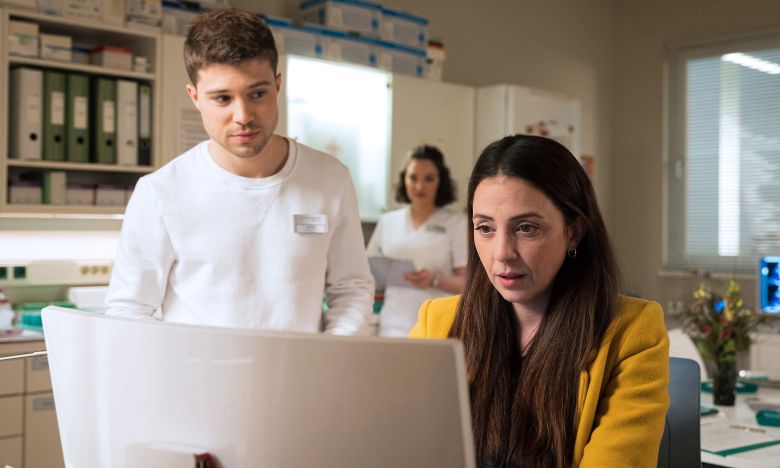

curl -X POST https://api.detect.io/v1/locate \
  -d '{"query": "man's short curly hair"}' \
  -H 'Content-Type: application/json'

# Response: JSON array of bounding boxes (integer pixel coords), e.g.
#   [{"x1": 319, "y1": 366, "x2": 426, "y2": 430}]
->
[{"x1": 184, "y1": 8, "x2": 278, "y2": 85}]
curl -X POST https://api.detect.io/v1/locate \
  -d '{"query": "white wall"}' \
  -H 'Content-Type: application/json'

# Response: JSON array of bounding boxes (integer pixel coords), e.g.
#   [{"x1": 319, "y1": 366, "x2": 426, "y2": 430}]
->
[
  {"x1": 231, "y1": 0, "x2": 619, "y2": 221},
  {"x1": 610, "y1": 0, "x2": 780, "y2": 308}
]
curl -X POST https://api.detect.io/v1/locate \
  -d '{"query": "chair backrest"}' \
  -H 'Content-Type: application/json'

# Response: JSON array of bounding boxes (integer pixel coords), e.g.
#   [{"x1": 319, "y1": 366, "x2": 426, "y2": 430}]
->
[{"x1": 657, "y1": 357, "x2": 701, "y2": 468}]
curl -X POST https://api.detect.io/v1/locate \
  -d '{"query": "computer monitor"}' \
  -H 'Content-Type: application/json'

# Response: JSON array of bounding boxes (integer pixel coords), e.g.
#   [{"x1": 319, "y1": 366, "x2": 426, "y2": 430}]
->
[
  {"x1": 759, "y1": 256, "x2": 780, "y2": 314},
  {"x1": 41, "y1": 307, "x2": 475, "y2": 468}
]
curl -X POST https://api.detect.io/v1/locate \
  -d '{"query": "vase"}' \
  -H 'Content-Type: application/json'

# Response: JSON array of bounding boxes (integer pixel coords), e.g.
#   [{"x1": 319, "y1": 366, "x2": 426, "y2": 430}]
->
[{"x1": 713, "y1": 359, "x2": 737, "y2": 406}]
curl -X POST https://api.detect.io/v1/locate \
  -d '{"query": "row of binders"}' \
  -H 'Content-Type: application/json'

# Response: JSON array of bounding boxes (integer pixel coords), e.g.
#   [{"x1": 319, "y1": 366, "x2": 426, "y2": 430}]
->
[{"x1": 9, "y1": 67, "x2": 152, "y2": 166}]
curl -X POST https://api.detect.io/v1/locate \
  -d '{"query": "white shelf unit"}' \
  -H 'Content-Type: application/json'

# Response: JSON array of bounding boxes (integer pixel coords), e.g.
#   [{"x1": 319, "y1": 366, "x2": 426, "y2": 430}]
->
[{"x1": 0, "y1": 7, "x2": 162, "y2": 215}]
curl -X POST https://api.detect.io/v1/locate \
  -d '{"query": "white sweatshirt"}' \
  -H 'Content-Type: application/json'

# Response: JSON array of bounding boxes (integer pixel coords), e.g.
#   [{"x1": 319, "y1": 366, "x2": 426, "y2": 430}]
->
[{"x1": 106, "y1": 139, "x2": 374, "y2": 335}]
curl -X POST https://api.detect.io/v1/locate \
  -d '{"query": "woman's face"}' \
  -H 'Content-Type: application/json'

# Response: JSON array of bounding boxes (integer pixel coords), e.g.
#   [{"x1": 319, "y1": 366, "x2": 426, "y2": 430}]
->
[
  {"x1": 404, "y1": 159, "x2": 440, "y2": 207},
  {"x1": 472, "y1": 176, "x2": 581, "y2": 314}
]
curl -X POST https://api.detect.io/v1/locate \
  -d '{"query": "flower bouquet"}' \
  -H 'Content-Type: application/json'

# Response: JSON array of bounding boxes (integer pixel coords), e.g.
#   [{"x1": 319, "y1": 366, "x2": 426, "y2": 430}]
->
[{"x1": 682, "y1": 280, "x2": 760, "y2": 405}]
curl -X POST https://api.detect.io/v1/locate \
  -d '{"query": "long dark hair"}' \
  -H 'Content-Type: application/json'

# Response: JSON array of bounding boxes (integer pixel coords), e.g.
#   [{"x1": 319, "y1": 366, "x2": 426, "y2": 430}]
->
[
  {"x1": 395, "y1": 145, "x2": 456, "y2": 207},
  {"x1": 450, "y1": 135, "x2": 621, "y2": 467}
]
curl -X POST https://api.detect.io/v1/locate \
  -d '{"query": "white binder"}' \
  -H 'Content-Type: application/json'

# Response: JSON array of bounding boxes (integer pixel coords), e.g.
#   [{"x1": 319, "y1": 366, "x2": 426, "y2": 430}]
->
[
  {"x1": 9, "y1": 67, "x2": 43, "y2": 160},
  {"x1": 116, "y1": 79, "x2": 139, "y2": 166}
]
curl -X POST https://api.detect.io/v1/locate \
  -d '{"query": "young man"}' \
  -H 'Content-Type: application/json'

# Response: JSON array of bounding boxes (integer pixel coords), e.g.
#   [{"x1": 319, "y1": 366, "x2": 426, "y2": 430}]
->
[{"x1": 106, "y1": 8, "x2": 373, "y2": 335}]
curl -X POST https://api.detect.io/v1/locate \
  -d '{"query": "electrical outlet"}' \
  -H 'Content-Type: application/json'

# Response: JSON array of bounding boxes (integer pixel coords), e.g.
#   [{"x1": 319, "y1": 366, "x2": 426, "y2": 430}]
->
[{"x1": 0, "y1": 260, "x2": 113, "y2": 286}]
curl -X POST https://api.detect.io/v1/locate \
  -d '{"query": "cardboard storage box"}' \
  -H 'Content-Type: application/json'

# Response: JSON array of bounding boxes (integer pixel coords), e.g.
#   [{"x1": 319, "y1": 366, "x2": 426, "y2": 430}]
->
[
  {"x1": 380, "y1": 7, "x2": 428, "y2": 49},
  {"x1": 300, "y1": 0, "x2": 382, "y2": 37},
  {"x1": 8, "y1": 20, "x2": 39, "y2": 58},
  {"x1": 95, "y1": 185, "x2": 126, "y2": 206},
  {"x1": 40, "y1": 33, "x2": 72, "y2": 62},
  {"x1": 376, "y1": 40, "x2": 425, "y2": 78},
  {"x1": 322, "y1": 29, "x2": 377, "y2": 67},
  {"x1": 66, "y1": 183, "x2": 94, "y2": 205},
  {"x1": 8, "y1": 182, "x2": 42, "y2": 204},
  {"x1": 266, "y1": 18, "x2": 324, "y2": 58},
  {"x1": 91, "y1": 46, "x2": 133, "y2": 70}
]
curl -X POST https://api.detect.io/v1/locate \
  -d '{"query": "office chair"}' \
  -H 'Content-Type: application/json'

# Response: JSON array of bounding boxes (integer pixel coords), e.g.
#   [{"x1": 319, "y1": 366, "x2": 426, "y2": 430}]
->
[{"x1": 657, "y1": 357, "x2": 701, "y2": 468}]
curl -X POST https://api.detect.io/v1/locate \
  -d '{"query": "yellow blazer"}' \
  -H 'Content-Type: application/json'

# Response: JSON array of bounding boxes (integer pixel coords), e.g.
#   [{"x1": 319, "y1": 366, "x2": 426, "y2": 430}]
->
[{"x1": 409, "y1": 295, "x2": 670, "y2": 468}]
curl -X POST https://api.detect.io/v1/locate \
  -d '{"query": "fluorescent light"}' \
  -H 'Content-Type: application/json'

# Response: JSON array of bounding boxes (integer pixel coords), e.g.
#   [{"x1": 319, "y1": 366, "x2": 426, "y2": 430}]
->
[{"x1": 721, "y1": 52, "x2": 780, "y2": 75}]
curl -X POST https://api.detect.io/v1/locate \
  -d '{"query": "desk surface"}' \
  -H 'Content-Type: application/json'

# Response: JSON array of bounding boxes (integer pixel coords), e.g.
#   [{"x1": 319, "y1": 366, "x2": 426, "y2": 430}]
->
[{"x1": 702, "y1": 386, "x2": 780, "y2": 468}]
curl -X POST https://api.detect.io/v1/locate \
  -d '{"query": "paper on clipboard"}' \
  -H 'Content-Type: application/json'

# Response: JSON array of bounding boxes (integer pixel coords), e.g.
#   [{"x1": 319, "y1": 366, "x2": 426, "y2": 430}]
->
[
  {"x1": 701, "y1": 419, "x2": 780, "y2": 456},
  {"x1": 369, "y1": 256, "x2": 416, "y2": 289}
]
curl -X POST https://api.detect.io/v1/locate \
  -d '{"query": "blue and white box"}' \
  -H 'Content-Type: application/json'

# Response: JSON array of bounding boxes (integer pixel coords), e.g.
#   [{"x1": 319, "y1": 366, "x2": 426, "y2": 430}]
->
[
  {"x1": 322, "y1": 29, "x2": 377, "y2": 67},
  {"x1": 265, "y1": 17, "x2": 324, "y2": 58},
  {"x1": 162, "y1": 0, "x2": 206, "y2": 36},
  {"x1": 380, "y1": 7, "x2": 428, "y2": 49},
  {"x1": 376, "y1": 40, "x2": 425, "y2": 78},
  {"x1": 300, "y1": 0, "x2": 382, "y2": 37}
]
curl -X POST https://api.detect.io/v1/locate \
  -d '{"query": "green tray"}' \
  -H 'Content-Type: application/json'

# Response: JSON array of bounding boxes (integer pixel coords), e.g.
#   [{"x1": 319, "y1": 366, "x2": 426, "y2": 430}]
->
[{"x1": 701, "y1": 380, "x2": 759, "y2": 393}]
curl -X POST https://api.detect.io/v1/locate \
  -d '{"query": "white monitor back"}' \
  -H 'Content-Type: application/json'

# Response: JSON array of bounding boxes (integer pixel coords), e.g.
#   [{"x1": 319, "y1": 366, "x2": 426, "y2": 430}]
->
[{"x1": 42, "y1": 306, "x2": 475, "y2": 468}]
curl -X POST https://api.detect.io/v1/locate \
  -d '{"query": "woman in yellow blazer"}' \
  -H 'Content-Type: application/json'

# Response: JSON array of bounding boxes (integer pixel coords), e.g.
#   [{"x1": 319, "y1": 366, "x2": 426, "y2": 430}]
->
[{"x1": 409, "y1": 134, "x2": 669, "y2": 468}]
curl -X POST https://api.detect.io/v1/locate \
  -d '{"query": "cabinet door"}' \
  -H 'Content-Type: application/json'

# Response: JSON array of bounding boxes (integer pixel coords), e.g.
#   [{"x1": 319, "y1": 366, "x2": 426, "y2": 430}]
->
[
  {"x1": 391, "y1": 75, "x2": 475, "y2": 211},
  {"x1": 0, "y1": 358, "x2": 24, "y2": 396},
  {"x1": 476, "y1": 85, "x2": 582, "y2": 161},
  {"x1": 0, "y1": 436, "x2": 23, "y2": 468},
  {"x1": 24, "y1": 393, "x2": 64, "y2": 468},
  {"x1": 26, "y1": 355, "x2": 52, "y2": 393},
  {"x1": 160, "y1": 34, "x2": 209, "y2": 166},
  {"x1": 750, "y1": 333, "x2": 780, "y2": 375},
  {"x1": 0, "y1": 396, "x2": 23, "y2": 438}
]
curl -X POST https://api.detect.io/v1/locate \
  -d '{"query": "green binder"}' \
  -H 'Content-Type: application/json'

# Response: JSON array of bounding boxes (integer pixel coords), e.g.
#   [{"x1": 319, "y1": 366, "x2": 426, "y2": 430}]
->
[
  {"x1": 43, "y1": 71, "x2": 66, "y2": 161},
  {"x1": 91, "y1": 77, "x2": 117, "y2": 164},
  {"x1": 66, "y1": 73, "x2": 90, "y2": 163}
]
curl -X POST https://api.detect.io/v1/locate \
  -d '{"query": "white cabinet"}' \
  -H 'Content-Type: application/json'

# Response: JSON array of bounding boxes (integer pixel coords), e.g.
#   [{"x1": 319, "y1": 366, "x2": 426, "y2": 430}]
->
[
  {"x1": 476, "y1": 84, "x2": 582, "y2": 160},
  {"x1": 390, "y1": 74, "x2": 474, "y2": 211},
  {"x1": 159, "y1": 33, "x2": 208, "y2": 166},
  {"x1": 0, "y1": 7, "x2": 162, "y2": 215},
  {"x1": 750, "y1": 332, "x2": 780, "y2": 375},
  {"x1": 0, "y1": 339, "x2": 62, "y2": 468}
]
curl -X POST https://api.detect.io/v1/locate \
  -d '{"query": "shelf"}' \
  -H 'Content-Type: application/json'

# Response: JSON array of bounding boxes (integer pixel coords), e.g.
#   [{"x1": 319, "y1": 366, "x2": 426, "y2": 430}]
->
[
  {"x1": 1, "y1": 203, "x2": 126, "y2": 216},
  {"x1": 9, "y1": 56, "x2": 155, "y2": 81},
  {"x1": 1, "y1": 6, "x2": 162, "y2": 217},
  {"x1": 8, "y1": 160, "x2": 154, "y2": 174},
  {"x1": 7, "y1": 8, "x2": 160, "y2": 39}
]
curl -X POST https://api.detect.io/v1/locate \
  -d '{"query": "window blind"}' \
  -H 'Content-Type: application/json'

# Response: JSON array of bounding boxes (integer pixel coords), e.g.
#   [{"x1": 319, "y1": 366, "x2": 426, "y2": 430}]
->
[{"x1": 666, "y1": 35, "x2": 780, "y2": 274}]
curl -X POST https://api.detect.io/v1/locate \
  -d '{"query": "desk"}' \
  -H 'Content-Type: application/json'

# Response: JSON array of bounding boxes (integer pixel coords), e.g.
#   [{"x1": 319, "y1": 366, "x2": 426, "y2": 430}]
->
[{"x1": 702, "y1": 387, "x2": 780, "y2": 468}]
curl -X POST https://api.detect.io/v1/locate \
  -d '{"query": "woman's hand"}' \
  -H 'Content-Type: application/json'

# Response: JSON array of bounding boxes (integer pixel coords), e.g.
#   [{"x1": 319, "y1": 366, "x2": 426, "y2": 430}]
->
[{"x1": 403, "y1": 269, "x2": 435, "y2": 289}]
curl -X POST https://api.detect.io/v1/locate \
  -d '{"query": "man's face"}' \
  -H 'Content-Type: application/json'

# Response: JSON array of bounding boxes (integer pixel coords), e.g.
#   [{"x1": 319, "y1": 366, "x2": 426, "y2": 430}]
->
[{"x1": 186, "y1": 59, "x2": 281, "y2": 160}]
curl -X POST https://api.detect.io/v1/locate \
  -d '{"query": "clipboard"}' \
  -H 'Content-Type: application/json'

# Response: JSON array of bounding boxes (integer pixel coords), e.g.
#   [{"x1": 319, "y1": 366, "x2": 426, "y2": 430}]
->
[{"x1": 369, "y1": 256, "x2": 416, "y2": 289}]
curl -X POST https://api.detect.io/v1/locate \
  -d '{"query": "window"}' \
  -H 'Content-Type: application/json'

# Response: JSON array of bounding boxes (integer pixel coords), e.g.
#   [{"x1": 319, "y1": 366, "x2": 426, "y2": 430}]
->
[{"x1": 666, "y1": 31, "x2": 780, "y2": 274}]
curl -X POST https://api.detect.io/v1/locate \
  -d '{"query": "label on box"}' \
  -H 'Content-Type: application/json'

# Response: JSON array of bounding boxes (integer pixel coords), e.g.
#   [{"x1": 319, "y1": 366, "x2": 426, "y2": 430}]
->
[
  {"x1": 51, "y1": 91, "x2": 65, "y2": 125},
  {"x1": 140, "y1": 88, "x2": 150, "y2": 137},
  {"x1": 103, "y1": 101, "x2": 115, "y2": 133},
  {"x1": 74, "y1": 97, "x2": 88, "y2": 129},
  {"x1": 26, "y1": 95, "x2": 42, "y2": 124},
  {"x1": 33, "y1": 396, "x2": 55, "y2": 411}
]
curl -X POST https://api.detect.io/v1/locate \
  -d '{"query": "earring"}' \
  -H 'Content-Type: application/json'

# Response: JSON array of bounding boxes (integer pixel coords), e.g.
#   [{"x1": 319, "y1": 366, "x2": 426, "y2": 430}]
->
[{"x1": 567, "y1": 248, "x2": 577, "y2": 258}]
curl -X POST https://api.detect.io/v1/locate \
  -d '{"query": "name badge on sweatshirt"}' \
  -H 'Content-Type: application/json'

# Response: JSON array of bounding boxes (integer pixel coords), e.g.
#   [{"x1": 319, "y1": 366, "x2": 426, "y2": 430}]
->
[{"x1": 294, "y1": 214, "x2": 328, "y2": 234}]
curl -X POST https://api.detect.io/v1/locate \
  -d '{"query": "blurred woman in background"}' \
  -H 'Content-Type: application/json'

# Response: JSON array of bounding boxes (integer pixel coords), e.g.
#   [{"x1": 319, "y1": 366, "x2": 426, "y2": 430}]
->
[{"x1": 367, "y1": 145, "x2": 467, "y2": 337}]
